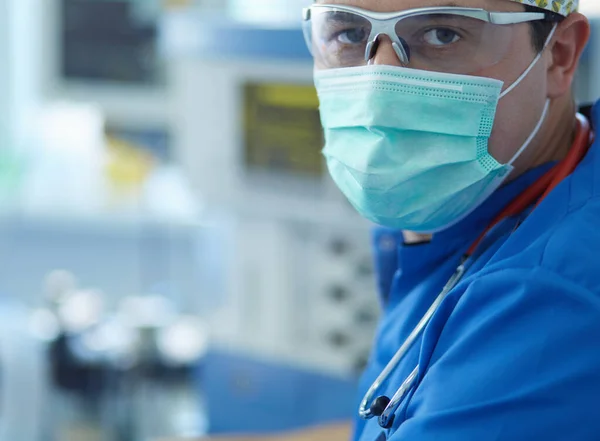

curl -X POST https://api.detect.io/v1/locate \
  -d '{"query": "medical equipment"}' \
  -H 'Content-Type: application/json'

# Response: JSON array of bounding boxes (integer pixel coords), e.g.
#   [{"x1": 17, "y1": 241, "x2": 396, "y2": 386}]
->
[
  {"x1": 229, "y1": 0, "x2": 309, "y2": 25},
  {"x1": 40, "y1": 0, "x2": 169, "y2": 133},
  {"x1": 60, "y1": 0, "x2": 162, "y2": 85},
  {"x1": 45, "y1": 282, "x2": 209, "y2": 440},
  {"x1": 159, "y1": 11, "x2": 381, "y2": 434},
  {"x1": 0, "y1": 209, "x2": 207, "y2": 310},
  {"x1": 0, "y1": 0, "x2": 43, "y2": 210},
  {"x1": 360, "y1": 113, "x2": 593, "y2": 429},
  {"x1": 162, "y1": 7, "x2": 380, "y2": 381},
  {"x1": 0, "y1": 0, "x2": 42, "y2": 152},
  {"x1": 0, "y1": 303, "x2": 48, "y2": 441}
]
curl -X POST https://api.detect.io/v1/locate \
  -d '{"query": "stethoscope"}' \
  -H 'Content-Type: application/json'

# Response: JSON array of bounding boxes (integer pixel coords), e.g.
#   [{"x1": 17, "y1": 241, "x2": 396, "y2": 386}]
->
[{"x1": 359, "y1": 113, "x2": 593, "y2": 430}]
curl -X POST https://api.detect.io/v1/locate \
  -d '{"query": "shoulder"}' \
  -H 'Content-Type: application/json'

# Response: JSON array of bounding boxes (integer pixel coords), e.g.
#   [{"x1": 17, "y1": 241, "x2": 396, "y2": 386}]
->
[
  {"x1": 485, "y1": 136, "x2": 600, "y2": 293},
  {"x1": 534, "y1": 103, "x2": 600, "y2": 291},
  {"x1": 539, "y1": 196, "x2": 600, "y2": 290},
  {"x1": 488, "y1": 194, "x2": 600, "y2": 294}
]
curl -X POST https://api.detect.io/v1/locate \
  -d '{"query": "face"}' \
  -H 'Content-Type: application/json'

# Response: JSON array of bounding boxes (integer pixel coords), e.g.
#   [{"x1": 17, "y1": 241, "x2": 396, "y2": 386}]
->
[{"x1": 313, "y1": 0, "x2": 552, "y2": 166}]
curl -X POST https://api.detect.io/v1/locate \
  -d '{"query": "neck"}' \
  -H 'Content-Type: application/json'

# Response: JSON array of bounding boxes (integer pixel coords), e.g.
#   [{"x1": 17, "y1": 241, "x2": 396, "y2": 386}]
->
[{"x1": 403, "y1": 230, "x2": 431, "y2": 245}]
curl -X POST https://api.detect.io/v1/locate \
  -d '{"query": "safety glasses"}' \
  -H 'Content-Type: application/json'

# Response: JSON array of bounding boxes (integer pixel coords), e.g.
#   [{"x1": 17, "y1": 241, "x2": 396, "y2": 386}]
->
[{"x1": 302, "y1": 4, "x2": 557, "y2": 74}]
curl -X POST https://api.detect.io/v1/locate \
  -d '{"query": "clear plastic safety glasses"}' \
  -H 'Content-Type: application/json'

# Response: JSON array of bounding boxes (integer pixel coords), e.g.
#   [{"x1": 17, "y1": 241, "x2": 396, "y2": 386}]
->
[{"x1": 302, "y1": 4, "x2": 557, "y2": 74}]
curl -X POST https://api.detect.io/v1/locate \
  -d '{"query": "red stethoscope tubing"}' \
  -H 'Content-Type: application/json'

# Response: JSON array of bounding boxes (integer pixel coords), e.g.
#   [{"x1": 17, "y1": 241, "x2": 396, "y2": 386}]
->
[{"x1": 466, "y1": 113, "x2": 593, "y2": 257}]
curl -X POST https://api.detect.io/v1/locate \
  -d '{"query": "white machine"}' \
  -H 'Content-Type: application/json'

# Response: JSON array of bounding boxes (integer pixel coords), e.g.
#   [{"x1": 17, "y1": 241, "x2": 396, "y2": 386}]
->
[
  {"x1": 162, "y1": 7, "x2": 380, "y2": 376},
  {"x1": 0, "y1": 0, "x2": 42, "y2": 152},
  {"x1": 0, "y1": 5, "x2": 51, "y2": 437},
  {"x1": 0, "y1": 303, "x2": 48, "y2": 441},
  {"x1": 38, "y1": 0, "x2": 170, "y2": 134}
]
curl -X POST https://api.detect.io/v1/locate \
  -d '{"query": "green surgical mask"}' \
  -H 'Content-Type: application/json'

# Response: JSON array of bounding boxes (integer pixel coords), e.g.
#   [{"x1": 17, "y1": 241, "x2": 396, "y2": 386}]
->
[{"x1": 316, "y1": 59, "x2": 550, "y2": 233}]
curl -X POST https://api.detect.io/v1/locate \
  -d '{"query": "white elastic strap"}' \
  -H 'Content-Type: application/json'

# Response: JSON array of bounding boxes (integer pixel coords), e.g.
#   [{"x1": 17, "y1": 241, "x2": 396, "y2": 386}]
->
[
  {"x1": 499, "y1": 24, "x2": 558, "y2": 99},
  {"x1": 508, "y1": 98, "x2": 551, "y2": 165}
]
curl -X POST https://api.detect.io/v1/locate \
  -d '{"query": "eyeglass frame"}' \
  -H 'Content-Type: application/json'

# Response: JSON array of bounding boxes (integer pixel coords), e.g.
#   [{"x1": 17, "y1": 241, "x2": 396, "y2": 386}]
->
[{"x1": 302, "y1": 4, "x2": 559, "y2": 67}]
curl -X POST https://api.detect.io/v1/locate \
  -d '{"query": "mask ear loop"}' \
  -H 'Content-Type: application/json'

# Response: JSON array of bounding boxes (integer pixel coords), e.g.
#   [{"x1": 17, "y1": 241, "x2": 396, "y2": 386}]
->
[
  {"x1": 499, "y1": 24, "x2": 558, "y2": 99},
  {"x1": 507, "y1": 98, "x2": 551, "y2": 165},
  {"x1": 501, "y1": 23, "x2": 558, "y2": 165}
]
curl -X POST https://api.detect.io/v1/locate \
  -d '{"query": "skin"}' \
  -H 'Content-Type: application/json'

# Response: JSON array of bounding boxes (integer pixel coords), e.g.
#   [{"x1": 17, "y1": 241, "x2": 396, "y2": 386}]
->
[
  {"x1": 320, "y1": 0, "x2": 590, "y2": 243},
  {"x1": 172, "y1": 1, "x2": 591, "y2": 440},
  {"x1": 320, "y1": 0, "x2": 589, "y2": 175}
]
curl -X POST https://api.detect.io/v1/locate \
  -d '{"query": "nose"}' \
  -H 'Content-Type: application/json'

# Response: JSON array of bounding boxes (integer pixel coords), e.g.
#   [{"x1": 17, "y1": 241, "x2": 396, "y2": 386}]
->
[{"x1": 370, "y1": 34, "x2": 408, "y2": 67}]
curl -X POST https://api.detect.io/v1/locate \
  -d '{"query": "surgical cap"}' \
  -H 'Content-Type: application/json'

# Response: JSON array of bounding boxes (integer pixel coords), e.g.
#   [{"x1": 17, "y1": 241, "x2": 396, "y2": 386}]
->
[{"x1": 509, "y1": 0, "x2": 578, "y2": 16}]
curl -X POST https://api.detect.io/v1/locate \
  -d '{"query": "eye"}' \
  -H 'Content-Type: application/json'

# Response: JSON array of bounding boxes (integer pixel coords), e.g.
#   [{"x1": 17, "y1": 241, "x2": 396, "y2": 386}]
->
[
  {"x1": 336, "y1": 27, "x2": 369, "y2": 44},
  {"x1": 422, "y1": 28, "x2": 461, "y2": 46}
]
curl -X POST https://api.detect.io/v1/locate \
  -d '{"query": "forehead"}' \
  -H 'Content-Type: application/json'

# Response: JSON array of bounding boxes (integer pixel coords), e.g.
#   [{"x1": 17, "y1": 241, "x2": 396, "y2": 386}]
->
[{"x1": 314, "y1": 0, "x2": 525, "y2": 12}]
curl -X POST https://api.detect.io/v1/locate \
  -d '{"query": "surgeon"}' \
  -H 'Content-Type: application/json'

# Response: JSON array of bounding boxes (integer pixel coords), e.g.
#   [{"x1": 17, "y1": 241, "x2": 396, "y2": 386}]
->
[{"x1": 185, "y1": 0, "x2": 600, "y2": 440}]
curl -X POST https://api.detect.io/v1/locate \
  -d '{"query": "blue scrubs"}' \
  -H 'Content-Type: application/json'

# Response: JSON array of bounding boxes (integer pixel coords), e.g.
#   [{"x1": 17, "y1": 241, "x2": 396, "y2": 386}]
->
[{"x1": 354, "y1": 102, "x2": 600, "y2": 441}]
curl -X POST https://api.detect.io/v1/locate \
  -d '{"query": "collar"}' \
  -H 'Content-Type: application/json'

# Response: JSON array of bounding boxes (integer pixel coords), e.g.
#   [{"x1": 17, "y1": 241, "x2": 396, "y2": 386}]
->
[
  {"x1": 395, "y1": 162, "x2": 555, "y2": 276},
  {"x1": 434, "y1": 162, "x2": 556, "y2": 244},
  {"x1": 371, "y1": 161, "x2": 554, "y2": 304}
]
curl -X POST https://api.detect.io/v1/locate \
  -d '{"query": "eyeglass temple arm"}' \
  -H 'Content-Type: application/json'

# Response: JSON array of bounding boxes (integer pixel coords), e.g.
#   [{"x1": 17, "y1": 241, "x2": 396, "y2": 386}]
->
[
  {"x1": 489, "y1": 11, "x2": 547, "y2": 25},
  {"x1": 302, "y1": 7, "x2": 549, "y2": 24}
]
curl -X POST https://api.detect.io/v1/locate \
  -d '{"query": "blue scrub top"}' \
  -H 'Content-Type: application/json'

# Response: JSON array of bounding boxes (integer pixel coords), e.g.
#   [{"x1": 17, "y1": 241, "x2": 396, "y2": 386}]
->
[{"x1": 354, "y1": 101, "x2": 600, "y2": 441}]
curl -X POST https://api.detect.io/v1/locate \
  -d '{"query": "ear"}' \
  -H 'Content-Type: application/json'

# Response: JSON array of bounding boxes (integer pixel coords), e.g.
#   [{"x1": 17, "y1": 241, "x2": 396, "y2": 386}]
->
[{"x1": 546, "y1": 12, "x2": 590, "y2": 98}]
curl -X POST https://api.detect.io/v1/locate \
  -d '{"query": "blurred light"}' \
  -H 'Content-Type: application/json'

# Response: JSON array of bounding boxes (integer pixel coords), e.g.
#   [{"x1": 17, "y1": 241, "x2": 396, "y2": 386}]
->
[
  {"x1": 81, "y1": 318, "x2": 137, "y2": 355},
  {"x1": 43, "y1": 269, "x2": 77, "y2": 303},
  {"x1": 118, "y1": 295, "x2": 176, "y2": 328},
  {"x1": 157, "y1": 316, "x2": 209, "y2": 366},
  {"x1": 28, "y1": 308, "x2": 60, "y2": 342},
  {"x1": 143, "y1": 165, "x2": 202, "y2": 220},
  {"x1": 36, "y1": 102, "x2": 105, "y2": 155},
  {"x1": 58, "y1": 289, "x2": 105, "y2": 333}
]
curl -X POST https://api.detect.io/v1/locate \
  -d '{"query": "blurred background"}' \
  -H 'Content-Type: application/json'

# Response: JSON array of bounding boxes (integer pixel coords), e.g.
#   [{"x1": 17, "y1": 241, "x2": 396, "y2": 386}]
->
[{"x1": 0, "y1": 1, "x2": 599, "y2": 440}]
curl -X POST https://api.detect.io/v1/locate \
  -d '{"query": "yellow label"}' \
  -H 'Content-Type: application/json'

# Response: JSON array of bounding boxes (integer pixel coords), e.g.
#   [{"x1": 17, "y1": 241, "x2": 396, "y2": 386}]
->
[{"x1": 163, "y1": 0, "x2": 192, "y2": 9}]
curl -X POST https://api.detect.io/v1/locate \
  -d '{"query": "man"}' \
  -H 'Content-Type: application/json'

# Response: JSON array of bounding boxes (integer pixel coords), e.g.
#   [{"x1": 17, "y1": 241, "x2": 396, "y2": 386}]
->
[{"x1": 191, "y1": 0, "x2": 598, "y2": 440}]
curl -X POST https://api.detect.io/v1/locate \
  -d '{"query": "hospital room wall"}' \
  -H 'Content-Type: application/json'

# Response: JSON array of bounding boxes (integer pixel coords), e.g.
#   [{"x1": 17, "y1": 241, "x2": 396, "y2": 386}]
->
[{"x1": 576, "y1": 17, "x2": 600, "y2": 104}]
